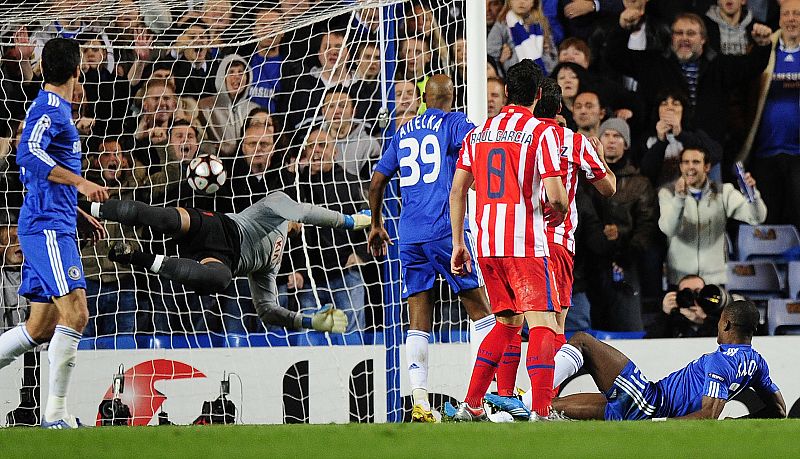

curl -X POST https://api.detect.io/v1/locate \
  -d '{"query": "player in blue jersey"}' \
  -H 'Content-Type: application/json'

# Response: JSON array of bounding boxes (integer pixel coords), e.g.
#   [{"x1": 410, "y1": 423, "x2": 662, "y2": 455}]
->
[
  {"x1": 367, "y1": 74, "x2": 495, "y2": 422},
  {"x1": 548, "y1": 300, "x2": 786, "y2": 420},
  {"x1": 0, "y1": 38, "x2": 109, "y2": 429}
]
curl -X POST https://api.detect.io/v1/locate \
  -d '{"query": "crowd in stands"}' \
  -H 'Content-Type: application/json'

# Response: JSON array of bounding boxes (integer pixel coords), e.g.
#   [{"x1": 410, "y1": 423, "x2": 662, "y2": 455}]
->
[{"x1": 0, "y1": 0, "x2": 797, "y2": 339}]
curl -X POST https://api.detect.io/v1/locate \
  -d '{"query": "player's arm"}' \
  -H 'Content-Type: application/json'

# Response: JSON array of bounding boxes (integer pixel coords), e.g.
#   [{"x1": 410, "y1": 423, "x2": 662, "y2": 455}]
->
[
  {"x1": 450, "y1": 168, "x2": 474, "y2": 276},
  {"x1": 49, "y1": 166, "x2": 109, "y2": 202},
  {"x1": 673, "y1": 396, "x2": 726, "y2": 420},
  {"x1": 587, "y1": 137, "x2": 616, "y2": 198},
  {"x1": 543, "y1": 177, "x2": 568, "y2": 214},
  {"x1": 367, "y1": 170, "x2": 392, "y2": 256},
  {"x1": 259, "y1": 191, "x2": 369, "y2": 231},
  {"x1": 539, "y1": 127, "x2": 568, "y2": 213}
]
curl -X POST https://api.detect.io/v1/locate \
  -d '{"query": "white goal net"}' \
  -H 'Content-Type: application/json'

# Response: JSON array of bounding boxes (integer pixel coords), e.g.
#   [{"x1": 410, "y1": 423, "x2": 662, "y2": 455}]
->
[{"x1": 0, "y1": 0, "x2": 477, "y2": 425}]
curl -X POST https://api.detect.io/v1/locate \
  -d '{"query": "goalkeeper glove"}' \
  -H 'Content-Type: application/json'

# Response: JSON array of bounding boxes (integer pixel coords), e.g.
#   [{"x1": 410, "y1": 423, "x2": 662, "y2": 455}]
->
[
  {"x1": 303, "y1": 304, "x2": 348, "y2": 333},
  {"x1": 344, "y1": 209, "x2": 372, "y2": 231}
]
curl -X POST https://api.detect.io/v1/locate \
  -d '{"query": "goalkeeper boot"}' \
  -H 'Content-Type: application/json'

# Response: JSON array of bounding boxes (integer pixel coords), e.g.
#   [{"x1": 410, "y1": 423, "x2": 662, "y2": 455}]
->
[
  {"x1": 41, "y1": 415, "x2": 84, "y2": 429},
  {"x1": 411, "y1": 404, "x2": 439, "y2": 423},
  {"x1": 107, "y1": 242, "x2": 137, "y2": 265},
  {"x1": 452, "y1": 402, "x2": 488, "y2": 422},
  {"x1": 484, "y1": 393, "x2": 531, "y2": 420}
]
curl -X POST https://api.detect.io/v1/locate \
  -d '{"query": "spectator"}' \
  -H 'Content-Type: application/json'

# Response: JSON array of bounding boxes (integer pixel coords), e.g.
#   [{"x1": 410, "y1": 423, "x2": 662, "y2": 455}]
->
[
  {"x1": 607, "y1": 10, "x2": 773, "y2": 146},
  {"x1": 394, "y1": 79, "x2": 421, "y2": 129},
  {"x1": 487, "y1": 0, "x2": 505, "y2": 34},
  {"x1": 558, "y1": 0, "x2": 625, "y2": 42},
  {"x1": 741, "y1": 0, "x2": 800, "y2": 230},
  {"x1": 1, "y1": 25, "x2": 36, "y2": 136},
  {"x1": 487, "y1": 76, "x2": 507, "y2": 118},
  {"x1": 704, "y1": 0, "x2": 757, "y2": 56},
  {"x1": 451, "y1": 36, "x2": 468, "y2": 109},
  {"x1": 249, "y1": 8, "x2": 286, "y2": 113},
  {"x1": 297, "y1": 127, "x2": 369, "y2": 333},
  {"x1": 658, "y1": 146, "x2": 767, "y2": 285},
  {"x1": 551, "y1": 62, "x2": 588, "y2": 129},
  {"x1": 487, "y1": 0, "x2": 558, "y2": 75},
  {"x1": 200, "y1": 0, "x2": 234, "y2": 55},
  {"x1": 397, "y1": 36, "x2": 433, "y2": 111},
  {"x1": 321, "y1": 87, "x2": 381, "y2": 182},
  {"x1": 639, "y1": 88, "x2": 722, "y2": 186},
  {"x1": 0, "y1": 217, "x2": 27, "y2": 333},
  {"x1": 166, "y1": 119, "x2": 202, "y2": 164},
  {"x1": 198, "y1": 54, "x2": 259, "y2": 157},
  {"x1": 171, "y1": 21, "x2": 216, "y2": 99},
  {"x1": 558, "y1": 36, "x2": 592, "y2": 68},
  {"x1": 286, "y1": 30, "x2": 352, "y2": 129},
  {"x1": 646, "y1": 274, "x2": 719, "y2": 338},
  {"x1": 70, "y1": 80, "x2": 95, "y2": 137},
  {"x1": 586, "y1": 117, "x2": 658, "y2": 331},
  {"x1": 133, "y1": 79, "x2": 179, "y2": 146},
  {"x1": 573, "y1": 89, "x2": 606, "y2": 138},
  {"x1": 350, "y1": 43, "x2": 383, "y2": 128}
]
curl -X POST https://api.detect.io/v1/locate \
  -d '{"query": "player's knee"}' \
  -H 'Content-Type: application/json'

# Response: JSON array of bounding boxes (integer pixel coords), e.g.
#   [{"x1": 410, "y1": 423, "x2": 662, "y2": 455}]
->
[
  {"x1": 199, "y1": 262, "x2": 232, "y2": 293},
  {"x1": 27, "y1": 323, "x2": 56, "y2": 343},
  {"x1": 568, "y1": 331, "x2": 595, "y2": 350}
]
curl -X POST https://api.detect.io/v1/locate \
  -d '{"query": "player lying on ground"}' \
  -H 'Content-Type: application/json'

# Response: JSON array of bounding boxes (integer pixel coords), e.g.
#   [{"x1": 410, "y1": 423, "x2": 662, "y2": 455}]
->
[
  {"x1": 450, "y1": 59, "x2": 569, "y2": 422},
  {"x1": 368, "y1": 74, "x2": 495, "y2": 423},
  {"x1": 488, "y1": 78, "x2": 616, "y2": 419},
  {"x1": 0, "y1": 37, "x2": 109, "y2": 429},
  {"x1": 81, "y1": 191, "x2": 370, "y2": 333},
  {"x1": 490, "y1": 300, "x2": 786, "y2": 420}
]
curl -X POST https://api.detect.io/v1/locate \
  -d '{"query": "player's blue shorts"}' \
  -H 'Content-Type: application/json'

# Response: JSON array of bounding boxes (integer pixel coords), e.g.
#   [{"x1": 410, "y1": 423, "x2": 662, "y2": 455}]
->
[
  {"x1": 18, "y1": 230, "x2": 85, "y2": 303},
  {"x1": 399, "y1": 233, "x2": 481, "y2": 299},
  {"x1": 604, "y1": 361, "x2": 663, "y2": 421}
]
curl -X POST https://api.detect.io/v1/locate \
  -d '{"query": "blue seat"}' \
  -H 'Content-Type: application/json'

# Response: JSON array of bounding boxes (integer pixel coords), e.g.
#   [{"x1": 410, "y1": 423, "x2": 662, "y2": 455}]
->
[
  {"x1": 738, "y1": 224, "x2": 800, "y2": 262},
  {"x1": 767, "y1": 298, "x2": 800, "y2": 335},
  {"x1": 789, "y1": 261, "x2": 800, "y2": 300},
  {"x1": 726, "y1": 261, "x2": 784, "y2": 299}
]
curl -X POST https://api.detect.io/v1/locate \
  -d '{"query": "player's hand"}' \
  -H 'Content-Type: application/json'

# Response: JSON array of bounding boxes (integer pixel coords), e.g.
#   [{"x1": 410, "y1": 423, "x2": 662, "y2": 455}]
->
[
  {"x1": 368, "y1": 225, "x2": 392, "y2": 257},
  {"x1": 751, "y1": 23, "x2": 772, "y2": 46},
  {"x1": 555, "y1": 114, "x2": 568, "y2": 127},
  {"x1": 77, "y1": 207, "x2": 106, "y2": 247},
  {"x1": 662, "y1": 291, "x2": 678, "y2": 314},
  {"x1": 543, "y1": 203, "x2": 565, "y2": 227},
  {"x1": 287, "y1": 272, "x2": 304, "y2": 290},
  {"x1": 451, "y1": 243, "x2": 472, "y2": 276},
  {"x1": 310, "y1": 304, "x2": 348, "y2": 333},
  {"x1": 564, "y1": 1, "x2": 594, "y2": 20},
  {"x1": 603, "y1": 224, "x2": 619, "y2": 241},
  {"x1": 78, "y1": 179, "x2": 109, "y2": 202},
  {"x1": 674, "y1": 176, "x2": 687, "y2": 197},
  {"x1": 589, "y1": 136, "x2": 605, "y2": 161}
]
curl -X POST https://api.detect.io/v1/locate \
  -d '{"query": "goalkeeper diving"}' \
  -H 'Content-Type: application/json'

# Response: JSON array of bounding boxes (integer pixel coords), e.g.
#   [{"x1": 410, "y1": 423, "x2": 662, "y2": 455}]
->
[{"x1": 80, "y1": 191, "x2": 370, "y2": 333}]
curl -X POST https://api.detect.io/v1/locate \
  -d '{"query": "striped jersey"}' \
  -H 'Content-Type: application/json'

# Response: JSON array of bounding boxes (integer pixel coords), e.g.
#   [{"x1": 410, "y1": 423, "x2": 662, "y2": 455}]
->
[
  {"x1": 654, "y1": 343, "x2": 779, "y2": 418},
  {"x1": 544, "y1": 122, "x2": 607, "y2": 254},
  {"x1": 16, "y1": 90, "x2": 82, "y2": 235},
  {"x1": 456, "y1": 105, "x2": 563, "y2": 258}
]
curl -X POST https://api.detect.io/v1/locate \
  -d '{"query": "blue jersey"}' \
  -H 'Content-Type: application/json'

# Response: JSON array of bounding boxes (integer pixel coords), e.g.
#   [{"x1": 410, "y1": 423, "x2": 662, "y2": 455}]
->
[
  {"x1": 375, "y1": 108, "x2": 475, "y2": 244},
  {"x1": 248, "y1": 52, "x2": 283, "y2": 112},
  {"x1": 655, "y1": 343, "x2": 779, "y2": 418},
  {"x1": 16, "y1": 90, "x2": 82, "y2": 235}
]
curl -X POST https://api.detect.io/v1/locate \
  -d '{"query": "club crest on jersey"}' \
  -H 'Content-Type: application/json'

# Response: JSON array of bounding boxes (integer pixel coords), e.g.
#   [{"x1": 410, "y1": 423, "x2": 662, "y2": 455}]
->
[
  {"x1": 73, "y1": 140, "x2": 81, "y2": 153},
  {"x1": 67, "y1": 266, "x2": 81, "y2": 280}
]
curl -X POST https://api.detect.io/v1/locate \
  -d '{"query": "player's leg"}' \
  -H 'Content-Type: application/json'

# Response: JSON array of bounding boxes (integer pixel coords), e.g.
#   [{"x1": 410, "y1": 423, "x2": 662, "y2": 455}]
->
[
  {"x1": 82, "y1": 199, "x2": 189, "y2": 236},
  {"x1": 560, "y1": 331, "x2": 631, "y2": 394},
  {"x1": 551, "y1": 393, "x2": 607, "y2": 420},
  {"x1": 0, "y1": 302, "x2": 58, "y2": 369},
  {"x1": 44, "y1": 288, "x2": 89, "y2": 424}
]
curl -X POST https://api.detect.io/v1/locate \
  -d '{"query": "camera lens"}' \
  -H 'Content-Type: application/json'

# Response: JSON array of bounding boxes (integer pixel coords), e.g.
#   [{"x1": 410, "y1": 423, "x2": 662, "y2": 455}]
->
[{"x1": 676, "y1": 288, "x2": 697, "y2": 309}]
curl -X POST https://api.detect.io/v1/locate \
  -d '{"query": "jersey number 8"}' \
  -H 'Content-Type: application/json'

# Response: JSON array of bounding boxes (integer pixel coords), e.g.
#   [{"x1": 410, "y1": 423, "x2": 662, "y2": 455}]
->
[{"x1": 398, "y1": 134, "x2": 441, "y2": 187}]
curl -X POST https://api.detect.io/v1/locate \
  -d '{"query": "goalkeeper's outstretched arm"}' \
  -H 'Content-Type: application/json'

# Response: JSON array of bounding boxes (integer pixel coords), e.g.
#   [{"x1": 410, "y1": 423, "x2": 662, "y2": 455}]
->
[
  {"x1": 256, "y1": 191, "x2": 370, "y2": 230},
  {"x1": 248, "y1": 269, "x2": 347, "y2": 333}
]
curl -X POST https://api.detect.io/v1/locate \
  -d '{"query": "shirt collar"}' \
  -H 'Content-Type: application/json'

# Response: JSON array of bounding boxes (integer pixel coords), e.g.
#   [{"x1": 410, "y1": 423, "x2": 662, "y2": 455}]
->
[{"x1": 500, "y1": 105, "x2": 533, "y2": 116}]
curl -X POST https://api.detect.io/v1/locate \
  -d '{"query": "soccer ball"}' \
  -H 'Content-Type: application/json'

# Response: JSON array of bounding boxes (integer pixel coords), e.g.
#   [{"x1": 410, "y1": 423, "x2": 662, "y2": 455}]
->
[{"x1": 187, "y1": 154, "x2": 226, "y2": 194}]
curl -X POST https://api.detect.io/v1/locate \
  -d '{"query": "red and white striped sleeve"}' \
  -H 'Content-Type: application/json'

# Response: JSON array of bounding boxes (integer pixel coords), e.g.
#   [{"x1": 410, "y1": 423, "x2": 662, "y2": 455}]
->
[
  {"x1": 536, "y1": 125, "x2": 565, "y2": 178},
  {"x1": 456, "y1": 131, "x2": 473, "y2": 173},
  {"x1": 577, "y1": 134, "x2": 607, "y2": 182}
]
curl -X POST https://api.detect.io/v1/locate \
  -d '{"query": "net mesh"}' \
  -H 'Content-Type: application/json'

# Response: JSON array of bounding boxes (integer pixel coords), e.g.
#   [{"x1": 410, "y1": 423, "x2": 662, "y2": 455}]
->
[{"x1": 0, "y1": 0, "x2": 473, "y2": 424}]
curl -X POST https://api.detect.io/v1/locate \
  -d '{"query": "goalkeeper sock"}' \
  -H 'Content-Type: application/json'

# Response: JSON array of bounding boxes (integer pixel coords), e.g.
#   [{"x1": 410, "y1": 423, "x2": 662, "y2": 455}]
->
[
  {"x1": 0, "y1": 325, "x2": 38, "y2": 370},
  {"x1": 45, "y1": 325, "x2": 81, "y2": 421},
  {"x1": 526, "y1": 326, "x2": 556, "y2": 417},
  {"x1": 99, "y1": 199, "x2": 182, "y2": 234},
  {"x1": 464, "y1": 321, "x2": 520, "y2": 408},
  {"x1": 406, "y1": 330, "x2": 430, "y2": 411},
  {"x1": 495, "y1": 332, "x2": 522, "y2": 397}
]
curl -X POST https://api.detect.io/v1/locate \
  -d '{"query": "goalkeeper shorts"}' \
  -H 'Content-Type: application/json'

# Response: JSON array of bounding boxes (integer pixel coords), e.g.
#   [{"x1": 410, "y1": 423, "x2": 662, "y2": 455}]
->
[
  {"x1": 400, "y1": 233, "x2": 481, "y2": 299},
  {"x1": 18, "y1": 230, "x2": 85, "y2": 303}
]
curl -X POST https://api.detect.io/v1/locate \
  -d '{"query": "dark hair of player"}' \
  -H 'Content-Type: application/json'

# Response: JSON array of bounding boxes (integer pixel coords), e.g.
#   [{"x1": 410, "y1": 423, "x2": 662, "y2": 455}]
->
[
  {"x1": 42, "y1": 38, "x2": 81, "y2": 86},
  {"x1": 533, "y1": 78, "x2": 562, "y2": 119},
  {"x1": 505, "y1": 59, "x2": 543, "y2": 107},
  {"x1": 723, "y1": 300, "x2": 760, "y2": 337}
]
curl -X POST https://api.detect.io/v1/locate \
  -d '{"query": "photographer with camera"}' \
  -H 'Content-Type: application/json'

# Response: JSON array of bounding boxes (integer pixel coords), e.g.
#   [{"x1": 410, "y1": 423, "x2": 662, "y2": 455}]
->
[{"x1": 647, "y1": 274, "x2": 734, "y2": 338}]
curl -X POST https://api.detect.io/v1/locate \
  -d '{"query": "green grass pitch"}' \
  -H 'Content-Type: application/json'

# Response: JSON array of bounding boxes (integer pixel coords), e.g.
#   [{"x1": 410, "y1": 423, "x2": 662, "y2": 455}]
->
[{"x1": 2, "y1": 420, "x2": 799, "y2": 458}]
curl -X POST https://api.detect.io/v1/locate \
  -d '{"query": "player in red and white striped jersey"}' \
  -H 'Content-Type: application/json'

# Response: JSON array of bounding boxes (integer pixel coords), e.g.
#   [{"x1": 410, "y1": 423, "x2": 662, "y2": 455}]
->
[
  {"x1": 449, "y1": 60, "x2": 569, "y2": 421},
  {"x1": 489, "y1": 79, "x2": 617, "y2": 414}
]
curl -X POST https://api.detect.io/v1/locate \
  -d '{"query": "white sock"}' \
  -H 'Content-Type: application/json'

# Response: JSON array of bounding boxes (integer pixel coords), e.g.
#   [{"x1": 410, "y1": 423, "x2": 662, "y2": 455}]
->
[
  {"x1": 0, "y1": 325, "x2": 38, "y2": 369},
  {"x1": 406, "y1": 330, "x2": 430, "y2": 411},
  {"x1": 522, "y1": 344, "x2": 584, "y2": 410},
  {"x1": 151, "y1": 254, "x2": 165, "y2": 273},
  {"x1": 45, "y1": 325, "x2": 82, "y2": 421},
  {"x1": 90, "y1": 202, "x2": 102, "y2": 218},
  {"x1": 469, "y1": 315, "x2": 496, "y2": 365}
]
